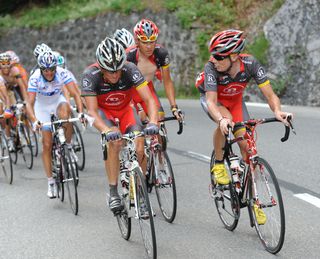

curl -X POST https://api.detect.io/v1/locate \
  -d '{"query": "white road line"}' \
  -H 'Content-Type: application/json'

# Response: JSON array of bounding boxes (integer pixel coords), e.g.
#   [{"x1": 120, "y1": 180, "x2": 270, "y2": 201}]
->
[
  {"x1": 186, "y1": 151, "x2": 210, "y2": 162},
  {"x1": 294, "y1": 193, "x2": 320, "y2": 208}
]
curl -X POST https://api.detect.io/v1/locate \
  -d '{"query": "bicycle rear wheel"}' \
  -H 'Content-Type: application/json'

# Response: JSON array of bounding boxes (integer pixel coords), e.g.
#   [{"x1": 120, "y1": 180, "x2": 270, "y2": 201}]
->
[
  {"x1": 19, "y1": 124, "x2": 33, "y2": 169},
  {"x1": 210, "y1": 150, "x2": 240, "y2": 231},
  {"x1": 248, "y1": 157, "x2": 285, "y2": 254},
  {"x1": 62, "y1": 146, "x2": 79, "y2": 215},
  {"x1": 135, "y1": 168, "x2": 157, "y2": 259},
  {"x1": 0, "y1": 134, "x2": 13, "y2": 184},
  {"x1": 72, "y1": 123, "x2": 85, "y2": 171},
  {"x1": 154, "y1": 150, "x2": 177, "y2": 223}
]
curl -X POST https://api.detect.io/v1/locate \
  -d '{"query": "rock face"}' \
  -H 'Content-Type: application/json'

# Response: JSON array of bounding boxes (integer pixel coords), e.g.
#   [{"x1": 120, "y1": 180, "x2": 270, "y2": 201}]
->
[
  {"x1": 0, "y1": 11, "x2": 198, "y2": 89},
  {"x1": 264, "y1": 0, "x2": 320, "y2": 106}
]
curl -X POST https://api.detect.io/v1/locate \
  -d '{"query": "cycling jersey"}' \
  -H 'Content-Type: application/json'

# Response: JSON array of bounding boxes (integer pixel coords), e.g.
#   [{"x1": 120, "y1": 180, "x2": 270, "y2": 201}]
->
[
  {"x1": 196, "y1": 54, "x2": 269, "y2": 122},
  {"x1": 28, "y1": 66, "x2": 73, "y2": 130},
  {"x1": 81, "y1": 62, "x2": 148, "y2": 133},
  {"x1": 14, "y1": 64, "x2": 28, "y2": 84}
]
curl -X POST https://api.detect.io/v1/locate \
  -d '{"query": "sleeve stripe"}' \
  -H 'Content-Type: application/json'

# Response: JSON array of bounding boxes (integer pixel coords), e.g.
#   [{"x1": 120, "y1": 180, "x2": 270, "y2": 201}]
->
[
  {"x1": 258, "y1": 80, "x2": 270, "y2": 88},
  {"x1": 81, "y1": 92, "x2": 97, "y2": 97},
  {"x1": 161, "y1": 64, "x2": 170, "y2": 69},
  {"x1": 136, "y1": 81, "x2": 148, "y2": 90}
]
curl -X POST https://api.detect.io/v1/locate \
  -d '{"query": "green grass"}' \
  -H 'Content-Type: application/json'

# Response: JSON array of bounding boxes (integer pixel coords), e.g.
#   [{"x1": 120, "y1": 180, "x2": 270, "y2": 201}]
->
[{"x1": 245, "y1": 33, "x2": 269, "y2": 65}]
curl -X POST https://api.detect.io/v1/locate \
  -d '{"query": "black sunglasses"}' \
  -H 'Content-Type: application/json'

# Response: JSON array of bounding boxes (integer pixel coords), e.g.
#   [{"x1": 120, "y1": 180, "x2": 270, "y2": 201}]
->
[
  {"x1": 212, "y1": 54, "x2": 229, "y2": 61},
  {"x1": 41, "y1": 67, "x2": 56, "y2": 72}
]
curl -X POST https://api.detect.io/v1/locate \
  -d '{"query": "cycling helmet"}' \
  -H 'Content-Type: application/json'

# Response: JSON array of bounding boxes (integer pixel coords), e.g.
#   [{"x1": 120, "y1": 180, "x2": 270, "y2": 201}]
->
[
  {"x1": 33, "y1": 43, "x2": 52, "y2": 58},
  {"x1": 37, "y1": 51, "x2": 57, "y2": 69},
  {"x1": 53, "y1": 51, "x2": 65, "y2": 68},
  {"x1": 0, "y1": 53, "x2": 12, "y2": 65},
  {"x1": 5, "y1": 50, "x2": 20, "y2": 64},
  {"x1": 96, "y1": 37, "x2": 126, "y2": 72},
  {"x1": 113, "y1": 28, "x2": 135, "y2": 49},
  {"x1": 133, "y1": 19, "x2": 159, "y2": 42},
  {"x1": 208, "y1": 29, "x2": 245, "y2": 56}
]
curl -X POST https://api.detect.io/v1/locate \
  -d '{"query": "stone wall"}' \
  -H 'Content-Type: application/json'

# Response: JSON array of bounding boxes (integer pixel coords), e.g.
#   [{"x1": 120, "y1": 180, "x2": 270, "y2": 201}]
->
[{"x1": 0, "y1": 11, "x2": 198, "y2": 89}]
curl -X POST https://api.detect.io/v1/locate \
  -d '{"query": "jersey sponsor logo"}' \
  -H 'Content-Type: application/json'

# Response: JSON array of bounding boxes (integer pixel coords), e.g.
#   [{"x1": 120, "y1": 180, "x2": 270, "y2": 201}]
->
[
  {"x1": 105, "y1": 93, "x2": 126, "y2": 106},
  {"x1": 30, "y1": 78, "x2": 38, "y2": 88},
  {"x1": 82, "y1": 78, "x2": 92, "y2": 89},
  {"x1": 164, "y1": 56, "x2": 170, "y2": 65},
  {"x1": 132, "y1": 71, "x2": 143, "y2": 83},
  {"x1": 207, "y1": 73, "x2": 215, "y2": 82},
  {"x1": 256, "y1": 67, "x2": 266, "y2": 80},
  {"x1": 60, "y1": 71, "x2": 68, "y2": 81},
  {"x1": 220, "y1": 83, "x2": 245, "y2": 96}
]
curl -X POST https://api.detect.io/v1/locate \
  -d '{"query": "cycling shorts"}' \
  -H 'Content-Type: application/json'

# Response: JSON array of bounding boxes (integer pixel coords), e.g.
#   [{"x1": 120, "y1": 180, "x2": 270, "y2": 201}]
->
[
  {"x1": 98, "y1": 104, "x2": 142, "y2": 134},
  {"x1": 131, "y1": 81, "x2": 164, "y2": 116}
]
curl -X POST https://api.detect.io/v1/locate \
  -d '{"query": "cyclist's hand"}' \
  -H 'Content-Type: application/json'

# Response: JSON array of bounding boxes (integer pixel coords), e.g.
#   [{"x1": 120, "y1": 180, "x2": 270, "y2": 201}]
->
[
  {"x1": 32, "y1": 120, "x2": 42, "y2": 131},
  {"x1": 171, "y1": 105, "x2": 184, "y2": 121},
  {"x1": 144, "y1": 123, "x2": 159, "y2": 135},
  {"x1": 219, "y1": 117, "x2": 233, "y2": 135},
  {"x1": 275, "y1": 111, "x2": 293, "y2": 126},
  {"x1": 77, "y1": 112, "x2": 87, "y2": 126},
  {"x1": 3, "y1": 108, "x2": 14, "y2": 119},
  {"x1": 101, "y1": 129, "x2": 122, "y2": 142}
]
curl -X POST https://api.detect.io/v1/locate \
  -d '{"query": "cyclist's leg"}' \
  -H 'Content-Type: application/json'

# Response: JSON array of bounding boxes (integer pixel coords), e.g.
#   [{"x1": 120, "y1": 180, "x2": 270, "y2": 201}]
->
[{"x1": 56, "y1": 96, "x2": 72, "y2": 143}]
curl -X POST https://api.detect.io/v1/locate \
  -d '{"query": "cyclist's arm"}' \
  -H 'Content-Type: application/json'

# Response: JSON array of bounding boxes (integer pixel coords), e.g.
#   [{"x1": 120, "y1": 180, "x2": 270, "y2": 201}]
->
[
  {"x1": 161, "y1": 67, "x2": 177, "y2": 108},
  {"x1": 12, "y1": 67, "x2": 28, "y2": 101},
  {"x1": 65, "y1": 81, "x2": 83, "y2": 113},
  {"x1": 82, "y1": 95, "x2": 110, "y2": 132},
  {"x1": 205, "y1": 91, "x2": 225, "y2": 122},
  {"x1": 0, "y1": 81, "x2": 10, "y2": 108},
  {"x1": 136, "y1": 81, "x2": 158, "y2": 125},
  {"x1": 26, "y1": 92, "x2": 37, "y2": 123}
]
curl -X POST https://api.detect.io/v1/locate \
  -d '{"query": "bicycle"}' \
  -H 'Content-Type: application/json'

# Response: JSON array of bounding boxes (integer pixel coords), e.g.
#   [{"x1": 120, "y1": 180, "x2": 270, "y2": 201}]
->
[
  {"x1": 209, "y1": 117, "x2": 295, "y2": 254},
  {"x1": 10, "y1": 102, "x2": 33, "y2": 169},
  {"x1": 0, "y1": 115, "x2": 13, "y2": 184},
  {"x1": 103, "y1": 131, "x2": 157, "y2": 259},
  {"x1": 42, "y1": 114, "x2": 80, "y2": 215},
  {"x1": 145, "y1": 116, "x2": 183, "y2": 223}
]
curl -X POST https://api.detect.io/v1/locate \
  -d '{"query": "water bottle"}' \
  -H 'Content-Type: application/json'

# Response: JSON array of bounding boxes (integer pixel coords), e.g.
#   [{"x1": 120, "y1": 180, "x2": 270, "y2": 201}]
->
[
  {"x1": 120, "y1": 167, "x2": 129, "y2": 195},
  {"x1": 230, "y1": 155, "x2": 241, "y2": 193},
  {"x1": 57, "y1": 128, "x2": 66, "y2": 143}
]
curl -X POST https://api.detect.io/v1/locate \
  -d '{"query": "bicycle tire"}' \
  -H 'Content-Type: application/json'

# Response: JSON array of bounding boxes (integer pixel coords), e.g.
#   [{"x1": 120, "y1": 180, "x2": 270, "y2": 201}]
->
[
  {"x1": 72, "y1": 123, "x2": 85, "y2": 171},
  {"x1": 210, "y1": 150, "x2": 240, "y2": 231},
  {"x1": 19, "y1": 124, "x2": 33, "y2": 169},
  {"x1": 62, "y1": 145, "x2": 79, "y2": 215},
  {"x1": 135, "y1": 167, "x2": 157, "y2": 259},
  {"x1": 116, "y1": 189, "x2": 132, "y2": 240},
  {"x1": 29, "y1": 127, "x2": 39, "y2": 157},
  {"x1": 248, "y1": 157, "x2": 285, "y2": 254},
  {"x1": 146, "y1": 155, "x2": 155, "y2": 193},
  {"x1": 10, "y1": 129, "x2": 18, "y2": 165},
  {"x1": 0, "y1": 134, "x2": 13, "y2": 184},
  {"x1": 154, "y1": 150, "x2": 177, "y2": 223},
  {"x1": 52, "y1": 145, "x2": 64, "y2": 201}
]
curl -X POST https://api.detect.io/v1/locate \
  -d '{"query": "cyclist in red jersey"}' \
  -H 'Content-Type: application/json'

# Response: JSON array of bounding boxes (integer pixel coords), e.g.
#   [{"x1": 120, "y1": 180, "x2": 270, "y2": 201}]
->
[
  {"x1": 81, "y1": 37, "x2": 159, "y2": 213},
  {"x1": 126, "y1": 19, "x2": 183, "y2": 121},
  {"x1": 197, "y1": 29, "x2": 292, "y2": 224}
]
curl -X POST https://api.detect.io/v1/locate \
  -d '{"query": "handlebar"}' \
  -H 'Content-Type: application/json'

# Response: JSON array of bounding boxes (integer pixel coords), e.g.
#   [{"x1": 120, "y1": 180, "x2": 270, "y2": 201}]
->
[
  {"x1": 42, "y1": 117, "x2": 80, "y2": 127},
  {"x1": 159, "y1": 116, "x2": 184, "y2": 135}
]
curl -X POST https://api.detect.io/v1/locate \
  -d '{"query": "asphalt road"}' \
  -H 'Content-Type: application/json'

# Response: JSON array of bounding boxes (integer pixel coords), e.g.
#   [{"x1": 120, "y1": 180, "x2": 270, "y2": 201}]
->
[{"x1": 1, "y1": 99, "x2": 320, "y2": 258}]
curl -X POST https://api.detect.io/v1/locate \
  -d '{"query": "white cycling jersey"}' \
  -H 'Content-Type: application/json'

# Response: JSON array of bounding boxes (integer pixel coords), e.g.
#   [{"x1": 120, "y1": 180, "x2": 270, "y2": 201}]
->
[{"x1": 28, "y1": 66, "x2": 74, "y2": 130}]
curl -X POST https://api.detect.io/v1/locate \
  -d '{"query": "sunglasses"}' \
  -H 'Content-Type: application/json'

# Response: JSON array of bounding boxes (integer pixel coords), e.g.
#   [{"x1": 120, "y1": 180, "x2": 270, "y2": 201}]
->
[
  {"x1": 212, "y1": 54, "x2": 229, "y2": 61},
  {"x1": 41, "y1": 67, "x2": 56, "y2": 72},
  {"x1": 0, "y1": 61, "x2": 11, "y2": 67},
  {"x1": 138, "y1": 34, "x2": 157, "y2": 42}
]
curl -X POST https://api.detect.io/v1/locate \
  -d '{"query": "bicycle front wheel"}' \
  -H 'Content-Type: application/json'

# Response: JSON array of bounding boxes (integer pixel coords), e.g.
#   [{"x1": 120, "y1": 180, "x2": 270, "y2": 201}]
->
[
  {"x1": 210, "y1": 150, "x2": 240, "y2": 231},
  {"x1": 248, "y1": 157, "x2": 285, "y2": 254},
  {"x1": 19, "y1": 124, "x2": 33, "y2": 169},
  {"x1": 154, "y1": 150, "x2": 177, "y2": 223},
  {"x1": 62, "y1": 146, "x2": 79, "y2": 215},
  {"x1": 72, "y1": 123, "x2": 85, "y2": 171},
  {"x1": 0, "y1": 135, "x2": 13, "y2": 184},
  {"x1": 135, "y1": 168, "x2": 157, "y2": 259}
]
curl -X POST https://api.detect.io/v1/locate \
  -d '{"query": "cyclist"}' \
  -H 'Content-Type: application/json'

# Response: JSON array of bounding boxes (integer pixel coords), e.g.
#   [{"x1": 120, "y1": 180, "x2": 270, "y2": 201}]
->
[
  {"x1": 81, "y1": 37, "x2": 159, "y2": 214},
  {"x1": 0, "y1": 52, "x2": 29, "y2": 151},
  {"x1": 5, "y1": 50, "x2": 28, "y2": 90},
  {"x1": 30, "y1": 43, "x2": 52, "y2": 75},
  {"x1": 196, "y1": 29, "x2": 292, "y2": 225},
  {"x1": 127, "y1": 18, "x2": 183, "y2": 121},
  {"x1": 0, "y1": 75, "x2": 13, "y2": 118},
  {"x1": 27, "y1": 51, "x2": 84, "y2": 199}
]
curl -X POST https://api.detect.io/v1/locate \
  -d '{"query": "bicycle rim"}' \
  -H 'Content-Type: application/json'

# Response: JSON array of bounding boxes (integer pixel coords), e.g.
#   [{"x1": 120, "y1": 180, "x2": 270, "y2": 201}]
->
[
  {"x1": 135, "y1": 168, "x2": 157, "y2": 259},
  {"x1": 30, "y1": 127, "x2": 39, "y2": 157},
  {"x1": 116, "y1": 192, "x2": 132, "y2": 240},
  {"x1": 249, "y1": 157, "x2": 285, "y2": 254},
  {"x1": 72, "y1": 123, "x2": 85, "y2": 171},
  {"x1": 20, "y1": 125, "x2": 33, "y2": 169},
  {"x1": 0, "y1": 135, "x2": 13, "y2": 184},
  {"x1": 210, "y1": 151, "x2": 240, "y2": 231},
  {"x1": 154, "y1": 151, "x2": 177, "y2": 223},
  {"x1": 63, "y1": 146, "x2": 79, "y2": 215}
]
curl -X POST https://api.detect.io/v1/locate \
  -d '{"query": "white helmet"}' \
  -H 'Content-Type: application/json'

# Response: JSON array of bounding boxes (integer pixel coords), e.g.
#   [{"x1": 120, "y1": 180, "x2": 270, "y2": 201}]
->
[
  {"x1": 113, "y1": 28, "x2": 135, "y2": 49},
  {"x1": 5, "y1": 50, "x2": 20, "y2": 64},
  {"x1": 37, "y1": 51, "x2": 57, "y2": 69},
  {"x1": 33, "y1": 43, "x2": 51, "y2": 58},
  {"x1": 96, "y1": 37, "x2": 126, "y2": 72}
]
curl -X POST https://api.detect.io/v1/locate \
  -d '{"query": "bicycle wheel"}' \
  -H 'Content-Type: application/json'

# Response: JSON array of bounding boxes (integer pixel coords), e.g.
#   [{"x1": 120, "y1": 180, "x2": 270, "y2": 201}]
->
[
  {"x1": 29, "y1": 127, "x2": 39, "y2": 157},
  {"x1": 248, "y1": 157, "x2": 285, "y2": 254},
  {"x1": 116, "y1": 189, "x2": 132, "y2": 240},
  {"x1": 154, "y1": 150, "x2": 177, "y2": 223},
  {"x1": 19, "y1": 124, "x2": 33, "y2": 169},
  {"x1": 0, "y1": 134, "x2": 13, "y2": 184},
  {"x1": 72, "y1": 123, "x2": 85, "y2": 171},
  {"x1": 135, "y1": 168, "x2": 157, "y2": 259},
  {"x1": 210, "y1": 150, "x2": 240, "y2": 231},
  {"x1": 52, "y1": 146, "x2": 64, "y2": 201},
  {"x1": 62, "y1": 145, "x2": 78, "y2": 215}
]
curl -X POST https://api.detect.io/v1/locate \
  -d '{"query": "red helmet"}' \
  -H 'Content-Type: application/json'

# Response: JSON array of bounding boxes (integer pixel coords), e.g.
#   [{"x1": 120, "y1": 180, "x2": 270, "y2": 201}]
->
[
  {"x1": 133, "y1": 19, "x2": 159, "y2": 42},
  {"x1": 208, "y1": 29, "x2": 245, "y2": 56}
]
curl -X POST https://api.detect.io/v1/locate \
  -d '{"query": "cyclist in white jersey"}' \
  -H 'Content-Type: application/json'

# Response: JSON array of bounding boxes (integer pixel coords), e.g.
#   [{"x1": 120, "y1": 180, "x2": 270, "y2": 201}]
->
[{"x1": 28, "y1": 51, "x2": 84, "y2": 198}]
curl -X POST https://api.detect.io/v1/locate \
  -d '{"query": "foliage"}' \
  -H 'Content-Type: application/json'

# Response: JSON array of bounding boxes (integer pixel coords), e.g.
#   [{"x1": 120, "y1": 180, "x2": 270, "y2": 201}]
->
[
  {"x1": 270, "y1": 77, "x2": 287, "y2": 96},
  {"x1": 245, "y1": 33, "x2": 269, "y2": 65}
]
